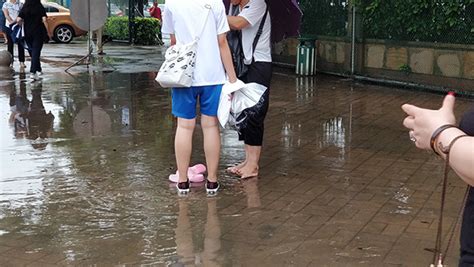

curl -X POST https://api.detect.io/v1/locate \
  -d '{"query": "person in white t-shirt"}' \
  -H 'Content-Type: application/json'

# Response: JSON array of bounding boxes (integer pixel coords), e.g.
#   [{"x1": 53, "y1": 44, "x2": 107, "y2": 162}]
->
[
  {"x1": 161, "y1": 0, "x2": 237, "y2": 195},
  {"x1": 226, "y1": 0, "x2": 272, "y2": 179},
  {"x1": 2, "y1": 0, "x2": 25, "y2": 69}
]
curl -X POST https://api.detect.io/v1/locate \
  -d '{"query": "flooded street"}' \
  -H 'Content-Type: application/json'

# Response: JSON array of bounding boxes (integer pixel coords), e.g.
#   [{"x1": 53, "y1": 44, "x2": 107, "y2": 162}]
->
[{"x1": 0, "y1": 43, "x2": 473, "y2": 266}]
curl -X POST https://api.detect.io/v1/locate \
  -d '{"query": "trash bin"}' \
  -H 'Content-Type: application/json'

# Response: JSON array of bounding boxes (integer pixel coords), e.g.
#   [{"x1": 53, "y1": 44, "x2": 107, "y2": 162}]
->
[{"x1": 296, "y1": 37, "x2": 317, "y2": 76}]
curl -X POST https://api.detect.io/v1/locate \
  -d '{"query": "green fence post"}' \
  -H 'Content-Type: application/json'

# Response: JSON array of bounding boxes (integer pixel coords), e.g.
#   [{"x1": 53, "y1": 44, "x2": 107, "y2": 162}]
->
[{"x1": 296, "y1": 37, "x2": 317, "y2": 76}]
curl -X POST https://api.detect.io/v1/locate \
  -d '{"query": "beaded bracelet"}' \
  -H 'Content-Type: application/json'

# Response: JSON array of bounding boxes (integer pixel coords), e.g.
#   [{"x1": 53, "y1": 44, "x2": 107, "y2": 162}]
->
[{"x1": 430, "y1": 124, "x2": 456, "y2": 155}]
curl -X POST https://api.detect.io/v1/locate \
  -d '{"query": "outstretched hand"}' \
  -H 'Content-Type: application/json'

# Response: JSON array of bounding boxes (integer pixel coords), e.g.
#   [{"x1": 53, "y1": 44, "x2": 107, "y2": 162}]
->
[{"x1": 401, "y1": 93, "x2": 456, "y2": 149}]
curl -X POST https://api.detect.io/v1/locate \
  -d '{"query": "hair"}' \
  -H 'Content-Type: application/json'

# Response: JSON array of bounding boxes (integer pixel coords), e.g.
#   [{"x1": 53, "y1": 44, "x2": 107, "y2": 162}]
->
[{"x1": 21, "y1": 0, "x2": 43, "y2": 15}]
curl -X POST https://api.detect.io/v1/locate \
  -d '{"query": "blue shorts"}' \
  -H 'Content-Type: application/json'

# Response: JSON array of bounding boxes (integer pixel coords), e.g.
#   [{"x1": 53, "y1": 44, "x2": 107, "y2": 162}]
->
[{"x1": 171, "y1": 84, "x2": 223, "y2": 119}]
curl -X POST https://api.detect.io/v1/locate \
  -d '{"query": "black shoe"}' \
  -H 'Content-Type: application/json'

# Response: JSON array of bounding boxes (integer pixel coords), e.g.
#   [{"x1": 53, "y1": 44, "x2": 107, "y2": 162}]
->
[
  {"x1": 206, "y1": 179, "x2": 219, "y2": 195},
  {"x1": 176, "y1": 180, "x2": 190, "y2": 195}
]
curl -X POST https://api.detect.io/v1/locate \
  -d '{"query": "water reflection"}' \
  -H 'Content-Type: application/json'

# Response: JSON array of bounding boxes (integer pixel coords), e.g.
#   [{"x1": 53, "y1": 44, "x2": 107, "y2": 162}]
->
[
  {"x1": 174, "y1": 198, "x2": 222, "y2": 266},
  {"x1": 0, "y1": 78, "x2": 64, "y2": 218},
  {"x1": 321, "y1": 116, "x2": 346, "y2": 149},
  {"x1": 9, "y1": 82, "x2": 55, "y2": 149},
  {"x1": 295, "y1": 76, "x2": 315, "y2": 102},
  {"x1": 242, "y1": 177, "x2": 261, "y2": 209}
]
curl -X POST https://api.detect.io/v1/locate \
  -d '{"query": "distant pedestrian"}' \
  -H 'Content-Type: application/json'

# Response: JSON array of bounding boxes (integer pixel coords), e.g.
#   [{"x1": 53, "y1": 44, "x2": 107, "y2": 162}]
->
[
  {"x1": 16, "y1": 0, "x2": 50, "y2": 80},
  {"x1": 2, "y1": 0, "x2": 25, "y2": 69},
  {"x1": 94, "y1": 26, "x2": 105, "y2": 55},
  {"x1": 148, "y1": 2, "x2": 161, "y2": 21},
  {"x1": 0, "y1": 0, "x2": 7, "y2": 44},
  {"x1": 161, "y1": 0, "x2": 237, "y2": 194},
  {"x1": 148, "y1": 1, "x2": 163, "y2": 44}
]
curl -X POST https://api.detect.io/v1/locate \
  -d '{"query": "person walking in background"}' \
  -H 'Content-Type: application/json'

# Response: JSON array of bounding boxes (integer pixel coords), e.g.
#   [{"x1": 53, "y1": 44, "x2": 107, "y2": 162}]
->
[
  {"x1": 161, "y1": 0, "x2": 237, "y2": 194},
  {"x1": 226, "y1": 0, "x2": 271, "y2": 179},
  {"x1": 2, "y1": 0, "x2": 25, "y2": 70},
  {"x1": 94, "y1": 26, "x2": 105, "y2": 55},
  {"x1": 149, "y1": 1, "x2": 162, "y2": 21},
  {"x1": 16, "y1": 0, "x2": 49, "y2": 80},
  {"x1": 0, "y1": 0, "x2": 7, "y2": 44},
  {"x1": 402, "y1": 93, "x2": 474, "y2": 266},
  {"x1": 148, "y1": 2, "x2": 163, "y2": 45}
]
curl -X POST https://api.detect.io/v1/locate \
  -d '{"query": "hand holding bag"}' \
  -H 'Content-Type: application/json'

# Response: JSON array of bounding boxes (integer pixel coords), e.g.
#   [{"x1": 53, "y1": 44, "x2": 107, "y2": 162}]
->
[
  {"x1": 155, "y1": 4, "x2": 211, "y2": 88},
  {"x1": 9, "y1": 23, "x2": 30, "y2": 51}
]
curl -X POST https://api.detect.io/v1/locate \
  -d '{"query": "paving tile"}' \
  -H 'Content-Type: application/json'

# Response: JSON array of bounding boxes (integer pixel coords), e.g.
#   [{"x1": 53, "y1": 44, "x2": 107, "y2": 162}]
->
[
  {"x1": 361, "y1": 222, "x2": 387, "y2": 234},
  {"x1": 1, "y1": 67, "x2": 473, "y2": 266},
  {"x1": 0, "y1": 256, "x2": 33, "y2": 267},
  {"x1": 0, "y1": 244, "x2": 13, "y2": 254}
]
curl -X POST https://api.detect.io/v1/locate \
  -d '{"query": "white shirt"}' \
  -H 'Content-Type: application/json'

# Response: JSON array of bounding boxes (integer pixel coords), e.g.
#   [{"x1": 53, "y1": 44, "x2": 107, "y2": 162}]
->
[
  {"x1": 161, "y1": 0, "x2": 229, "y2": 87},
  {"x1": 232, "y1": 0, "x2": 272, "y2": 64},
  {"x1": 2, "y1": 1, "x2": 21, "y2": 28}
]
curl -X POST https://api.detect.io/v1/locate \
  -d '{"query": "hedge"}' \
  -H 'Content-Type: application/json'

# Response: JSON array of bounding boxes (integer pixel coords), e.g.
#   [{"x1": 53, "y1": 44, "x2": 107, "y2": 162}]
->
[
  {"x1": 355, "y1": 0, "x2": 474, "y2": 44},
  {"x1": 105, "y1": 17, "x2": 161, "y2": 45}
]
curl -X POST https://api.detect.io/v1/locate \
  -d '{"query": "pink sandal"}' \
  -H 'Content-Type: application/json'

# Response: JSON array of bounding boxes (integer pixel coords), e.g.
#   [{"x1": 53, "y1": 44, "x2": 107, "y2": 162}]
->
[
  {"x1": 168, "y1": 164, "x2": 207, "y2": 183},
  {"x1": 189, "y1": 164, "x2": 206, "y2": 175}
]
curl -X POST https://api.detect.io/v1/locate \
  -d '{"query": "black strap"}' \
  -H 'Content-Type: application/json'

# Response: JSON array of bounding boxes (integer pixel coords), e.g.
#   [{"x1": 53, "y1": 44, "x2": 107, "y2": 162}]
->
[
  {"x1": 432, "y1": 135, "x2": 470, "y2": 266},
  {"x1": 231, "y1": 3, "x2": 269, "y2": 62},
  {"x1": 251, "y1": 6, "x2": 268, "y2": 61}
]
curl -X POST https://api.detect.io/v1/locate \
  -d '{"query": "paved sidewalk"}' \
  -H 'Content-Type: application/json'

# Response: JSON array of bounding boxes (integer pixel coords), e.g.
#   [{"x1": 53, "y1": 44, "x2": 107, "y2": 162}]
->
[{"x1": 0, "y1": 41, "x2": 473, "y2": 266}]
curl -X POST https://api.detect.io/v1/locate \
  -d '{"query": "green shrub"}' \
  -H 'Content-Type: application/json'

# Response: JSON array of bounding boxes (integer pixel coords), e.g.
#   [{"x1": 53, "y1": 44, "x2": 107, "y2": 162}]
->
[
  {"x1": 399, "y1": 64, "x2": 412, "y2": 75},
  {"x1": 134, "y1": 17, "x2": 161, "y2": 45},
  {"x1": 105, "y1": 17, "x2": 161, "y2": 45},
  {"x1": 105, "y1": 17, "x2": 129, "y2": 41},
  {"x1": 355, "y1": 0, "x2": 474, "y2": 44},
  {"x1": 299, "y1": 0, "x2": 348, "y2": 37}
]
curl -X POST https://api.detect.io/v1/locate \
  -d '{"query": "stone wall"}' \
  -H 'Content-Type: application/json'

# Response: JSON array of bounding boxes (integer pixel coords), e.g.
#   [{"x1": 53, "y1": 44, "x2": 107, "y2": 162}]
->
[
  {"x1": 363, "y1": 40, "x2": 474, "y2": 80},
  {"x1": 273, "y1": 37, "x2": 474, "y2": 92}
]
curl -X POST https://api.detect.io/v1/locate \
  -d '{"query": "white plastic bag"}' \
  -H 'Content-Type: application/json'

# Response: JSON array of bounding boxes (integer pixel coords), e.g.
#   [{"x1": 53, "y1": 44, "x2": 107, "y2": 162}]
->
[
  {"x1": 217, "y1": 81, "x2": 267, "y2": 129},
  {"x1": 217, "y1": 80, "x2": 245, "y2": 127},
  {"x1": 228, "y1": 83, "x2": 267, "y2": 130}
]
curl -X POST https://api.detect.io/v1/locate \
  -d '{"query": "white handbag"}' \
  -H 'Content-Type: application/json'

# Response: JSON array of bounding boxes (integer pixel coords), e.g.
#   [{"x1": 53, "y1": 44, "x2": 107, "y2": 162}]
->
[{"x1": 155, "y1": 4, "x2": 211, "y2": 88}]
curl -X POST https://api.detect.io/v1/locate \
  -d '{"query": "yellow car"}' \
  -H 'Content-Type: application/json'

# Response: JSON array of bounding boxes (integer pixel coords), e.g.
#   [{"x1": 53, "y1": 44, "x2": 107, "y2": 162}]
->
[
  {"x1": 43, "y1": 2, "x2": 87, "y2": 43},
  {"x1": 1, "y1": 2, "x2": 87, "y2": 44}
]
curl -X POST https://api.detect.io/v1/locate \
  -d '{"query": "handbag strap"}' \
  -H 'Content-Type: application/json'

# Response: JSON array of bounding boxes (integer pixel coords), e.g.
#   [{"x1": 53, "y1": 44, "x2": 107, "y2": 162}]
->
[
  {"x1": 231, "y1": 3, "x2": 269, "y2": 61},
  {"x1": 196, "y1": 4, "x2": 212, "y2": 41},
  {"x1": 251, "y1": 5, "x2": 268, "y2": 60},
  {"x1": 432, "y1": 135, "x2": 470, "y2": 266}
]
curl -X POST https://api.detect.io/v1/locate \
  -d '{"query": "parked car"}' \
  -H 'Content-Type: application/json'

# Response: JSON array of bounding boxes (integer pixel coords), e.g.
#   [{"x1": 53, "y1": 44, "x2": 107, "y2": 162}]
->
[
  {"x1": 108, "y1": 3, "x2": 124, "y2": 17},
  {"x1": 43, "y1": 2, "x2": 87, "y2": 43},
  {"x1": 0, "y1": 2, "x2": 87, "y2": 44}
]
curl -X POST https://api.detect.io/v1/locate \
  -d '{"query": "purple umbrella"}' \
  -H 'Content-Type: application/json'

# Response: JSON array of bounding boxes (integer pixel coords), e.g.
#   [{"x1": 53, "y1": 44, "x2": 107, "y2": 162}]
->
[{"x1": 223, "y1": 0, "x2": 303, "y2": 43}]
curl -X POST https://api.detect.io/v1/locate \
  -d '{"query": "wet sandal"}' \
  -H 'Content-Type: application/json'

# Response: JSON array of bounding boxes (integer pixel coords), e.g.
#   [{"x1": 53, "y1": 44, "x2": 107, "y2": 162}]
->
[
  {"x1": 169, "y1": 164, "x2": 207, "y2": 183},
  {"x1": 169, "y1": 172, "x2": 205, "y2": 183},
  {"x1": 189, "y1": 164, "x2": 206, "y2": 175}
]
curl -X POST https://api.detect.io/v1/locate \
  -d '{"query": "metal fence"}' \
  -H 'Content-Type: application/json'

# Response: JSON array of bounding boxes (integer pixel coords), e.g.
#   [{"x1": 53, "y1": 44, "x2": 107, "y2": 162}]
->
[
  {"x1": 297, "y1": 0, "x2": 474, "y2": 93},
  {"x1": 299, "y1": 0, "x2": 348, "y2": 38},
  {"x1": 300, "y1": 0, "x2": 473, "y2": 44},
  {"x1": 49, "y1": 0, "x2": 154, "y2": 43}
]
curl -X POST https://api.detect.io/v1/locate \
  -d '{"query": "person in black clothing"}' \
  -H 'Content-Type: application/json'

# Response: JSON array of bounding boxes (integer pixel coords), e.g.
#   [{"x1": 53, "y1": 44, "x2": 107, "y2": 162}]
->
[
  {"x1": 457, "y1": 106, "x2": 474, "y2": 267},
  {"x1": 402, "y1": 93, "x2": 474, "y2": 266},
  {"x1": 16, "y1": 0, "x2": 49, "y2": 80},
  {"x1": 226, "y1": 0, "x2": 272, "y2": 179}
]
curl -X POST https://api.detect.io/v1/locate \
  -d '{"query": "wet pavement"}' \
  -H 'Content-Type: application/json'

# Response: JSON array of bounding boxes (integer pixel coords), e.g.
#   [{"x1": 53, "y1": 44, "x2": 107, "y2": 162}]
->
[{"x1": 0, "y1": 41, "x2": 474, "y2": 266}]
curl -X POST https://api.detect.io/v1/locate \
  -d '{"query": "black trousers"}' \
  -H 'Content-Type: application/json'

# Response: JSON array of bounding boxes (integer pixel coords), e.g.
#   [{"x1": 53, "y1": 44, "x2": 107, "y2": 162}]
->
[
  {"x1": 5, "y1": 27, "x2": 25, "y2": 63},
  {"x1": 26, "y1": 33, "x2": 44, "y2": 73},
  {"x1": 238, "y1": 61, "x2": 272, "y2": 146}
]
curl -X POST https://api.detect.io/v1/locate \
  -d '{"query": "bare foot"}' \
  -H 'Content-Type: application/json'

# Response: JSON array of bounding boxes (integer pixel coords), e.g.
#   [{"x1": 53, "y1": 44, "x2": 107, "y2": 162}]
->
[
  {"x1": 237, "y1": 164, "x2": 258, "y2": 179},
  {"x1": 226, "y1": 160, "x2": 247, "y2": 174}
]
